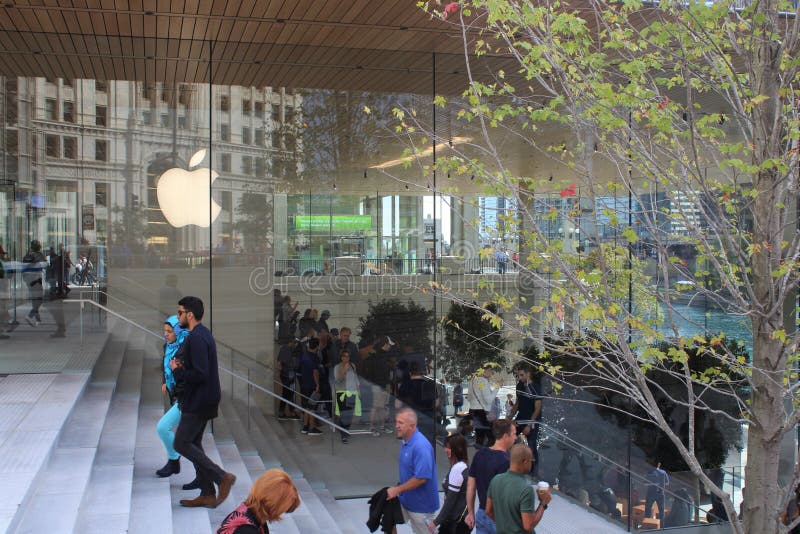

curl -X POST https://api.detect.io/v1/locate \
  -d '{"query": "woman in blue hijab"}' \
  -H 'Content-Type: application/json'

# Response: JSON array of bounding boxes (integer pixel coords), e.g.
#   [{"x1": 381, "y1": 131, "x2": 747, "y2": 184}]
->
[{"x1": 156, "y1": 314, "x2": 189, "y2": 477}]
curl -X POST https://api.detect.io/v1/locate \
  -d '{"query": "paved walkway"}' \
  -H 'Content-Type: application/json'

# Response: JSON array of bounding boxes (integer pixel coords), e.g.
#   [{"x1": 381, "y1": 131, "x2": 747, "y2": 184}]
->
[{"x1": 337, "y1": 493, "x2": 628, "y2": 534}]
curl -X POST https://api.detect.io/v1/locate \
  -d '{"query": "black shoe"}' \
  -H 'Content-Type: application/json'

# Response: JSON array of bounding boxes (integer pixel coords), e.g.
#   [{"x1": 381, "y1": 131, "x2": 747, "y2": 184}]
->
[
  {"x1": 182, "y1": 478, "x2": 201, "y2": 491},
  {"x1": 156, "y1": 458, "x2": 180, "y2": 477}
]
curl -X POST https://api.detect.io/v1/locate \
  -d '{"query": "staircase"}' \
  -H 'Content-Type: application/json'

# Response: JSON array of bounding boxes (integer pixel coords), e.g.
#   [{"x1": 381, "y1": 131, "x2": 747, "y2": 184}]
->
[
  {"x1": 4, "y1": 323, "x2": 375, "y2": 534},
  {"x1": 4, "y1": 322, "x2": 627, "y2": 534}
]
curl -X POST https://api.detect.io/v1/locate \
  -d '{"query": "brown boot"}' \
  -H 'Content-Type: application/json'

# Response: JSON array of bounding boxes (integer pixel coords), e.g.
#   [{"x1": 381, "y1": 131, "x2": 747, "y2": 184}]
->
[
  {"x1": 216, "y1": 472, "x2": 237, "y2": 506},
  {"x1": 179, "y1": 494, "x2": 217, "y2": 508}
]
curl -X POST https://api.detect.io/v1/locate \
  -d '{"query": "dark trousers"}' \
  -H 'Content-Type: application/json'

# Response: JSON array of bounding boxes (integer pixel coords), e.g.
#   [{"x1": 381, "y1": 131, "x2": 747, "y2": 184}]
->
[
  {"x1": 336, "y1": 393, "x2": 354, "y2": 430},
  {"x1": 470, "y1": 409, "x2": 491, "y2": 446},
  {"x1": 173, "y1": 412, "x2": 225, "y2": 496},
  {"x1": 645, "y1": 489, "x2": 665, "y2": 519},
  {"x1": 520, "y1": 423, "x2": 540, "y2": 477},
  {"x1": 279, "y1": 376, "x2": 294, "y2": 414}
]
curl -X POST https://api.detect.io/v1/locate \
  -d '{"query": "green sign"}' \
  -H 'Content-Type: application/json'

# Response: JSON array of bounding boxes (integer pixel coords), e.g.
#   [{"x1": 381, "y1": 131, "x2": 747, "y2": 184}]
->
[{"x1": 295, "y1": 215, "x2": 372, "y2": 232}]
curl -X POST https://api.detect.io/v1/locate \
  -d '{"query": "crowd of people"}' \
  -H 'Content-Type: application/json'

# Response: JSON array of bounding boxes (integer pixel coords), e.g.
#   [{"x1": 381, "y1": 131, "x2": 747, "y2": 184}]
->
[
  {"x1": 370, "y1": 413, "x2": 552, "y2": 534},
  {"x1": 273, "y1": 291, "x2": 443, "y2": 445},
  {"x1": 146, "y1": 291, "x2": 748, "y2": 533}
]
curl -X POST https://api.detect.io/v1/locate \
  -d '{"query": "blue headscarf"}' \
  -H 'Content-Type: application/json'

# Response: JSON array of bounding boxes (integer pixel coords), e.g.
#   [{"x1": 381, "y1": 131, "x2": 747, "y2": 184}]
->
[{"x1": 163, "y1": 315, "x2": 188, "y2": 393}]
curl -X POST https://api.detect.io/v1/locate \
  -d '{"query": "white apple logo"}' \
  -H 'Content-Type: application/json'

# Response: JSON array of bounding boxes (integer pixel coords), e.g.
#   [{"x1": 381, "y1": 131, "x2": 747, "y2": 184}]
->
[{"x1": 156, "y1": 149, "x2": 222, "y2": 228}]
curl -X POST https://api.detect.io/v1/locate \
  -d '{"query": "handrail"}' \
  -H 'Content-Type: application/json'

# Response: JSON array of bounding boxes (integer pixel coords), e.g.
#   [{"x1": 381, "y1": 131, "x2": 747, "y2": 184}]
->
[
  {"x1": 85, "y1": 290, "x2": 334, "y2": 408},
  {"x1": 91, "y1": 288, "x2": 138, "y2": 309},
  {"x1": 84, "y1": 287, "x2": 289, "y2": 383},
  {"x1": 64, "y1": 298, "x2": 162, "y2": 339},
  {"x1": 527, "y1": 420, "x2": 696, "y2": 508},
  {"x1": 66, "y1": 298, "x2": 350, "y2": 435}
]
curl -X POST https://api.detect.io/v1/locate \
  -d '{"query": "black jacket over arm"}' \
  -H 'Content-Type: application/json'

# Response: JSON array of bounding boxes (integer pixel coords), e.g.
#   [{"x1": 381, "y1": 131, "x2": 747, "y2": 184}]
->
[{"x1": 367, "y1": 487, "x2": 404, "y2": 533}]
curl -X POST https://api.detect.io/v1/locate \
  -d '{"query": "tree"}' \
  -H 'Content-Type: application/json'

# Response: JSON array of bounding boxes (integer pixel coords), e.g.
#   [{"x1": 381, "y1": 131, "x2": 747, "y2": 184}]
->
[
  {"x1": 358, "y1": 299, "x2": 435, "y2": 353},
  {"x1": 382, "y1": 1, "x2": 800, "y2": 531},
  {"x1": 437, "y1": 301, "x2": 508, "y2": 382},
  {"x1": 234, "y1": 189, "x2": 270, "y2": 251}
]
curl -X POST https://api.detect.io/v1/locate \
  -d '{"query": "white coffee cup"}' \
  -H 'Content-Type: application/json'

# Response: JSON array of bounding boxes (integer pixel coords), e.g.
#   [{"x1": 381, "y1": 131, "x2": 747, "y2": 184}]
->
[{"x1": 536, "y1": 481, "x2": 550, "y2": 495}]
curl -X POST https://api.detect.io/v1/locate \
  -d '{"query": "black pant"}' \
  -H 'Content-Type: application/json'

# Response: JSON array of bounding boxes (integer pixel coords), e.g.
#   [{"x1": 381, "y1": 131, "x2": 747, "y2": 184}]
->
[
  {"x1": 520, "y1": 422, "x2": 540, "y2": 477},
  {"x1": 645, "y1": 489, "x2": 665, "y2": 519},
  {"x1": 279, "y1": 376, "x2": 294, "y2": 414},
  {"x1": 470, "y1": 409, "x2": 492, "y2": 446},
  {"x1": 173, "y1": 412, "x2": 225, "y2": 496},
  {"x1": 336, "y1": 392, "x2": 354, "y2": 430}
]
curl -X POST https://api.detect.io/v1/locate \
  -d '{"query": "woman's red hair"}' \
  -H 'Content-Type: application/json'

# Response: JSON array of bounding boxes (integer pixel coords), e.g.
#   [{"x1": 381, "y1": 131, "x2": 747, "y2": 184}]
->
[{"x1": 245, "y1": 469, "x2": 301, "y2": 523}]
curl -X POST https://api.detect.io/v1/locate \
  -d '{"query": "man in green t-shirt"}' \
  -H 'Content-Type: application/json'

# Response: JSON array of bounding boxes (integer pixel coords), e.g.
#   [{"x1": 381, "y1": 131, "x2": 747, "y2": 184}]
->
[{"x1": 486, "y1": 444, "x2": 550, "y2": 533}]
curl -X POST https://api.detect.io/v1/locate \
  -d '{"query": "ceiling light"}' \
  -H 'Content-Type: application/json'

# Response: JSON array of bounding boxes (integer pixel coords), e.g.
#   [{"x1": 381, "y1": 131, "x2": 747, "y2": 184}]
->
[{"x1": 369, "y1": 136, "x2": 471, "y2": 169}]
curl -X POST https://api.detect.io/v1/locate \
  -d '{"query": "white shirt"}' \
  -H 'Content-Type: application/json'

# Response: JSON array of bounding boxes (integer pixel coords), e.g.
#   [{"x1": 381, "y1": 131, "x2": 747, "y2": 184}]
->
[{"x1": 470, "y1": 375, "x2": 498, "y2": 411}]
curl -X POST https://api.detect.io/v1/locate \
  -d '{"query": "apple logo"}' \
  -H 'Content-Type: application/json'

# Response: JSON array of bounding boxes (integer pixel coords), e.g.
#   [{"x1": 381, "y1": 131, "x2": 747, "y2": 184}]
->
[{"x1": 156, "y1": 149, "x2": 222, "y2": 228}]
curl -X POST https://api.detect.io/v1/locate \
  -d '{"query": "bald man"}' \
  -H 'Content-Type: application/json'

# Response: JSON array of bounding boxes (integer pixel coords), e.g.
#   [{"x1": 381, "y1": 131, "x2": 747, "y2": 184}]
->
[
  {"x1": 387, "y1": 408, "x2": 439, "y2": 534},
  {"x1": 486, "y1": 444, "x2": 550, "y2": 533}
]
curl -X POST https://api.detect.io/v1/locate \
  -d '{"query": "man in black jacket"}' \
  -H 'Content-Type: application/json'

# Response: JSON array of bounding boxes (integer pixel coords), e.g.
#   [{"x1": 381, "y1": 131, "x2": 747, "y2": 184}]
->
[{"x1": 170, "y1": 296, "x2": 236, "y2": 508}]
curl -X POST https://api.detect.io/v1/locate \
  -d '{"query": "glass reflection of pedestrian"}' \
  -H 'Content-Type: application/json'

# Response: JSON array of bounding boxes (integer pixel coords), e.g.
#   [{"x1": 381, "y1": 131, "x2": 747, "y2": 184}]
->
[
  {"x1": 452, "y1": 382, "x2": 464, "y2": 414},
  {"x1": 279, "y1": 296, "x2": 297, "y2": 342},
  {"x1": 23, "y1": 240, "x2": 46, "y2": 326},
  {"x1": 645, "y1": 462, "x2": 669, "y2": 520}
]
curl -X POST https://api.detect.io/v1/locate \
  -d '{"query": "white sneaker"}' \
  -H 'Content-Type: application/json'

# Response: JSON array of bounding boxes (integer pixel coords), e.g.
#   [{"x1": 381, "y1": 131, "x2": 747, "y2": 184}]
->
[{"x1": 25, "y1": 316, "x2": 36, "y2": 326}]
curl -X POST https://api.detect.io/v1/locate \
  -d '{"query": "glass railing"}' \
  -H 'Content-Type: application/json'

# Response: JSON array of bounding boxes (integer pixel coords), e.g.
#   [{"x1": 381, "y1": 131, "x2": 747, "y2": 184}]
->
[
  {"x1": 534, "y1": 421, "x2": 735, "y2": 531},
  {"x1": 67, "y1": 293, "x2": 441, "y2": 466}
]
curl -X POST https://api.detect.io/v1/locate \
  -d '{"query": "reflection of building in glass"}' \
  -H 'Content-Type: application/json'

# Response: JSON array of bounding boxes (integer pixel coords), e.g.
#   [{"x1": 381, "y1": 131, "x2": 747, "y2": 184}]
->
[
  {"x1": 2, "y1": 78, "x2": 301, "y2": 256},
  {"x1": 478, "y1": 196, "x2": 518, "y2": 248}
]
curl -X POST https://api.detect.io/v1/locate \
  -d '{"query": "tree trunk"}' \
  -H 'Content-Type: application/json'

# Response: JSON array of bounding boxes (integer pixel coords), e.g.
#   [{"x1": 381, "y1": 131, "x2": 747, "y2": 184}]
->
[
  {"x1": 743, "y1": 0, "x2": 789, "y2": 529},
  {"x1": 743, "y1": 326, "x2": 785, "y2": 533}
]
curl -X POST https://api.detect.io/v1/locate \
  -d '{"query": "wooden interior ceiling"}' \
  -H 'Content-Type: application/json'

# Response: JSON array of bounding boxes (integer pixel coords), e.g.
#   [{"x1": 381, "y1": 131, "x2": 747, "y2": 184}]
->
[{"x1": 0, "y1": 0, "x2": 514, "y2": 94}]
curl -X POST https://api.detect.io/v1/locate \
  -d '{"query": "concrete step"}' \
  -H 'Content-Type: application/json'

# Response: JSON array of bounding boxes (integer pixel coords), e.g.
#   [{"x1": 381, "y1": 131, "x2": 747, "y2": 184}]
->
[
  {"x1": 2, "y1": 373, "x2": 94, "y2": 533},
  {"x1": 167, "y1": 431, "x2": 216, "y2": 534},
  {"x1": 73, "y1": 337, "x2": 143, "y2": 533},
  {"x1": 228, "y1": 396, "x2": 302, "y2": 476},
  {"x1": 314, "y1": 487, "x2": 363, "y2": 534},
  {"x1": 8, "y1": 330, "x2": 122, "y2": 534},
  {"x1": 226, "y1": 397, "x2": 343, "y2": 534}
]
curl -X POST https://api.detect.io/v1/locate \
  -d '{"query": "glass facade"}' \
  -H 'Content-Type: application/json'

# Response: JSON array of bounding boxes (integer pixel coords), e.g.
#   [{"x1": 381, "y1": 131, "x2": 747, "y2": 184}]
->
[{"x1": 0, "y1": 56, "x2": 753, "y2": 530}]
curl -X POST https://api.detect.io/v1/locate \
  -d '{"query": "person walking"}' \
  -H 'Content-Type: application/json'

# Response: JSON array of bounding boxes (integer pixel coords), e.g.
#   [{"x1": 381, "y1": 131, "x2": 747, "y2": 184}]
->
[
  {"x1": 387, "y1": 407, "x2": 439, "y2": 534},
  {"x1": 155, "y1": 314, "x2": 189, "y2": 477},
  {"x1": 276, "y1": 338, "x2": 300, "y2": 420},
  {"x1": 429, "y1": 433, "x2": 471, "y2": 534},
  {"x1": 452, "y1": 382, "x2": 464, "y2": 415},
  {"x1": 465, "y1": 419, "x2": 517, "y2": 534},
  {"x1": 22, "y1": 240, "x2": 46, "y2": 326},
  {"x1": 170, "y1": 296, "x2": 236, "y2": 508},
  {"x1": 333, "y1": 349, "x2": 360, "y2": 444},
  {"x1": 486, "y1": 444, "x2": 550, "y2": 533},
  {"x1": 216, "y1": 469, "x2": 301, "y2": 534},
  {"x1": 509, "y1": 365, "x2": 542, "y2": 478},
  {"x1": 298, "y1": 337, "x2": 323, "y2": 436},
  {"x1": 644, "y1": 461, "x2": 669, "y2": 520}
]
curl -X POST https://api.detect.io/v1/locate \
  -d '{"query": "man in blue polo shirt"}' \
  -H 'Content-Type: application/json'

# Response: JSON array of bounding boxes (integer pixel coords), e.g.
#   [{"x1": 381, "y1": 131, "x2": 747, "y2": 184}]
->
[{"x1": 387, "y1": 407, "x2": 439, "y2": 533}]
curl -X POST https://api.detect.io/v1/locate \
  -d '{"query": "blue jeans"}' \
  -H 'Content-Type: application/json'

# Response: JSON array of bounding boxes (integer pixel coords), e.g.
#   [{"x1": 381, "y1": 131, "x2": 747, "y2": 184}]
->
[
  {"x1": 156, "y1": 402, "x2": 181, "y2": 460},
  {"x1": 475, "y1": 508, "x2": 496, "y2": 534}
]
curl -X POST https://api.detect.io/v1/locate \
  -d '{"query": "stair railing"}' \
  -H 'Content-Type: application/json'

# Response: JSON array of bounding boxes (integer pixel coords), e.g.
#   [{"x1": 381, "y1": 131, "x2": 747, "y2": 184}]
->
[
  {"x1": 65, "y1": 298, "x2": 353, "y2": 446},
  {"x1": 86, "y1": 289, "x2": 332, "y2": 410},
  {"x1": 515, "y1": 419, "x2": 713, "y2": 531}
]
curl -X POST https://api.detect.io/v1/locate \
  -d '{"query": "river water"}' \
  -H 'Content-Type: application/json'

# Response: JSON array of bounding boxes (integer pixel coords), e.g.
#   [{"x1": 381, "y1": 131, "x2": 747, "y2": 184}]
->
[{"x1": 660, "y1": 302, "x2": 753, "y2": 355}]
